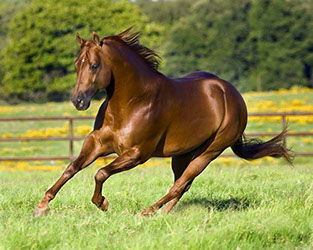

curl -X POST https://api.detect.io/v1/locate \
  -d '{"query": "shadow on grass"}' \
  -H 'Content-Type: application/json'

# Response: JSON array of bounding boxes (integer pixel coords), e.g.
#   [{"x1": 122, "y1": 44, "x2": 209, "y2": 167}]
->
[{"x1": 179, "y1": 197, "x2": 252, "y2": 211}]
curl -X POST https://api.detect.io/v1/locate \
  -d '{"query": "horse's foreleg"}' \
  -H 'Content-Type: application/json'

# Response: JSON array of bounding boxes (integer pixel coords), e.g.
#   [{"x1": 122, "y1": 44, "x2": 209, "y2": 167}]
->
[
  {"x1": 33, "y1": 132, "x2": 110, "y2": 216},
  {"x1": 91, "y1": 149, "x2": 142, "y2": 211}
]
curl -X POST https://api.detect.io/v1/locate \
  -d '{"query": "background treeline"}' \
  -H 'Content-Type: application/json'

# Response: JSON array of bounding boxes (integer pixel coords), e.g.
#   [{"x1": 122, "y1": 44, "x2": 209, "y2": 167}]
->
[{"x1": 0, "y1": 0, "x2": 313, "y2": 103}]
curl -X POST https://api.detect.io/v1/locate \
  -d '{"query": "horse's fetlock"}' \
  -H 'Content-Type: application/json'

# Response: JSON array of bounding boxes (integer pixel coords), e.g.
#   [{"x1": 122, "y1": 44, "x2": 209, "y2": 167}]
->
[{"x1": 91, "y1": 196, "x2": 98, "y2": 205}]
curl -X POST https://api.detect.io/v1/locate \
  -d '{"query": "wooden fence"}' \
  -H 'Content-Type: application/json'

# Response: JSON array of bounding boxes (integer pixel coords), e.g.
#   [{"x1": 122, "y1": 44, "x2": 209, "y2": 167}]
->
[{"x1": 0, "y1": 112, "x2": 313, "y2": 162}]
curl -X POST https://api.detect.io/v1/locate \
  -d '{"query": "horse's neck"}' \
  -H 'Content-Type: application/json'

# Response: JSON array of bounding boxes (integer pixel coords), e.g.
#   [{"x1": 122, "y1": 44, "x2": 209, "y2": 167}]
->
[{"x1": 107, "y1": 48, "x2": 162, "y2": 106}]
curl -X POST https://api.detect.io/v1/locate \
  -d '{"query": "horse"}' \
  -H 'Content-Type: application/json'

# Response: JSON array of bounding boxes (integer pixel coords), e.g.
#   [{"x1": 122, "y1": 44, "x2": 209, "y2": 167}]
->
[{"x1": 33, "y1": 27, "x2": 292, "y2": 217}]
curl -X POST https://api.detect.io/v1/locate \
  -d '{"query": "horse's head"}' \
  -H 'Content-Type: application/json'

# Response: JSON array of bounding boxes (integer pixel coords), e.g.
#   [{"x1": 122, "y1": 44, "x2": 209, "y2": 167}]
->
[{"x1": 71, "y1": 31, "x2": 111, "y2": 110}]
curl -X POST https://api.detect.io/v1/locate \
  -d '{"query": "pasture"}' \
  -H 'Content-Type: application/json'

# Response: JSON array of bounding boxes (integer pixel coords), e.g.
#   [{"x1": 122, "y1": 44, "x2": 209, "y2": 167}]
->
[
  {"x1": 1, "y1": 87, "x2": 313, "y2": 249},
  {"x1": 2, "y1": 161, "x2": 313, "y2": 249}
]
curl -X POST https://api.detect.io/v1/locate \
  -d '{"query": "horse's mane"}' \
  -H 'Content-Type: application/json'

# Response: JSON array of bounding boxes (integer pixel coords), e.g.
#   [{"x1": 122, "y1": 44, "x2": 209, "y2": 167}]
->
[{"x1": 102, "y1": 27, "x2": 160, "y2": 71}]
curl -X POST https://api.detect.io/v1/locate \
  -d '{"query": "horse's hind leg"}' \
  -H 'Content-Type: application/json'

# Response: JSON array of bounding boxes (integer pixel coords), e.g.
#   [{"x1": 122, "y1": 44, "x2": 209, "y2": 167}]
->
[
  {"x1": 142, "y1": 148, "x2": 224, "y2": 216},
  {"x1": 162, "y1": 152, "x2": 194, "y2": 214},
  {"x1": 33, "y1": 132, "x2": 110, "y2": 216},
  {"x1": 141, "y1": 130, "x2": 237, "y2": 216}
]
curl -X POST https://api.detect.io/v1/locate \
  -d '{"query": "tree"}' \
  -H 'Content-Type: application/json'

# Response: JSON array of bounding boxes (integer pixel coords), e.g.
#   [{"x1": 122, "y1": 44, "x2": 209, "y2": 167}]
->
[
  {"x1": 0, "y1": 0, "x2": 165, "y2": 102},
  {"x1": 163, "y1": 0, "x2": 252, "y2": 90},
  {"x1": 163, "y1": 0, "x2": 313, "y2": 91},
  {"x1": 136, "y1": 0, "x2": 193, "y2": 25},
  {"x1": 247, "y1": 0, "x2": 313, "y2": 90},
  {"x1": 0, "y1": 0, "x2": 31, "y2": 51}
]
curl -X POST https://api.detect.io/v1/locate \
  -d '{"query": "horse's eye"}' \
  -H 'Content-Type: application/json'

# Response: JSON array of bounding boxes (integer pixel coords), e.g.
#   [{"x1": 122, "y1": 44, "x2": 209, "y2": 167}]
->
[{"x1": 91, "y1": 64, "x2": 100, "y2": 71}]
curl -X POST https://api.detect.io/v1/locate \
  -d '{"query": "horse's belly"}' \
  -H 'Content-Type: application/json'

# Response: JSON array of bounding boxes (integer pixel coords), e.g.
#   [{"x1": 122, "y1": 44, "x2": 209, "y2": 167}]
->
[{"x1": 153, "y1": 118, "x2": 218, "y2": 157}]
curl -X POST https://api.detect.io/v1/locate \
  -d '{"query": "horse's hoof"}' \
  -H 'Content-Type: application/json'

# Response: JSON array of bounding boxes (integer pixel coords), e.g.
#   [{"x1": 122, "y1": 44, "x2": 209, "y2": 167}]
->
[
  {"x1": 32, "y1": 205, "x2": 50, "y2": 217},
  {"x1": 141, "y1": 207, "x2": 156, "y2": 217},
  {"x1": 99, "y1": 198, "x2": 109, "y2": 212}
]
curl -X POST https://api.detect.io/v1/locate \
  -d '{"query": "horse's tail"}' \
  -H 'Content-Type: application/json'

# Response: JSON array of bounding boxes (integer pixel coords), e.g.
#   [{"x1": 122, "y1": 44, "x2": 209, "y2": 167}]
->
[{"x1": 231, "y1": 127, "x2": 294, "y2": 166}]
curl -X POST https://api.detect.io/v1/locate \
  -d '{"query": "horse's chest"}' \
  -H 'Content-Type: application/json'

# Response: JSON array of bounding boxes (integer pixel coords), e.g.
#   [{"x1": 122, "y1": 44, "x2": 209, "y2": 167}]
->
[{"x1": 111, "y1": 126, "x2": 140, "y2": 155}]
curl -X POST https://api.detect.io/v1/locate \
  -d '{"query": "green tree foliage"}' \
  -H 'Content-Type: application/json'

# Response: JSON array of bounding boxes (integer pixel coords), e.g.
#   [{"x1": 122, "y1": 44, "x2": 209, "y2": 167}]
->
[
  {"x1": 1, "y1": 0, "x2": 313, "y2": 103},
  {"x1": 136, "y1": 0, "x2": 193, "y2": 25},
  {"x1": 247, "y1": 0, "x2": 313, "y2": 90},
  {"x1": 163, "y1": 0, "x2": 251, "y2": 85},
  {"x1": 0, "y1": 0, "x2": 165, "y2": 102},
  {"x1": 0, "y1": 0, "x2": 31, "y2": 51},
  {"x1": 163, "y1": 0, "x2": 313, "y2": 91}
]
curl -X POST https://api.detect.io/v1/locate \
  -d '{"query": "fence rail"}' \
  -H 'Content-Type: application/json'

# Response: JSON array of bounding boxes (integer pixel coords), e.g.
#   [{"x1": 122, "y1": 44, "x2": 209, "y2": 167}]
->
[{"x1": 0, "y1": 112, "x2": 313, "y2": 162}]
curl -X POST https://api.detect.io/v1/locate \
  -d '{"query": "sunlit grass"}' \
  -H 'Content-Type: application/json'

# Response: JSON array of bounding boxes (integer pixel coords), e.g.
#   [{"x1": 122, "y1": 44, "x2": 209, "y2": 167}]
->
[{"x1": 1, "y1": 161, "x2": 313, "y2": 249}]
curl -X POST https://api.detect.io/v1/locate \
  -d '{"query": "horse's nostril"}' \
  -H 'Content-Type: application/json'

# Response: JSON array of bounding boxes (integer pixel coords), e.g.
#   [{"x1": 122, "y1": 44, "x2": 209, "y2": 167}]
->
[{"x1": 78, "y1": 98, "x2": 85, "y2": 108}]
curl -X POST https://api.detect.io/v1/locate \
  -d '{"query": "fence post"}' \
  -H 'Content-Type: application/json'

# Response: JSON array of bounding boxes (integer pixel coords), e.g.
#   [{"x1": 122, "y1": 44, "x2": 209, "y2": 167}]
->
[
  {"x1": 69, "y1": 118, "x2": 74, "y2": 162},
  {"x1": 282, "y1": 114, "x2": 286, "y2": 147}
]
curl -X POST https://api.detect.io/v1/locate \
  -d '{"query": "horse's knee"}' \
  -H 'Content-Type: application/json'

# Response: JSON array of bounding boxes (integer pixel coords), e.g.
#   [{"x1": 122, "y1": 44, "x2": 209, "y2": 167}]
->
[{"x1": 62, "y1": 163, "x2": 80, "y2": 179}]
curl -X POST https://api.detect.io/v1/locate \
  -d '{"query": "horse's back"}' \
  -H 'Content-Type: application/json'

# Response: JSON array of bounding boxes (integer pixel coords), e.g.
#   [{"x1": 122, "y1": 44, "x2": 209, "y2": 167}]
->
[{"x1": 183, "y1": 71, "x2": 219, "y2": 80}]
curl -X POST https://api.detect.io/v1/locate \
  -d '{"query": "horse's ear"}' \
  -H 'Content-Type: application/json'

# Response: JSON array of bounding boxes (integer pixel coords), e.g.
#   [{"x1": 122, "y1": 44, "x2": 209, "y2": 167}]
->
[
  {"x1": 92, "y1": 31, "x2": 100, "y2": 46},
  {"x1": 76, "y1": 33, "x2": 84, "y2": 46}
]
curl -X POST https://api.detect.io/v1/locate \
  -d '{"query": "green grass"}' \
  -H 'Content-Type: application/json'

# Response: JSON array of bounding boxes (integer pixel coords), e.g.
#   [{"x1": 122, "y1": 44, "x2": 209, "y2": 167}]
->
[
  {"x1": 0, "y1": 89, "x2": 313, "y2": 248},
  {"x1": 1, "y1": 160, "x2": 313, "y2": 249}
]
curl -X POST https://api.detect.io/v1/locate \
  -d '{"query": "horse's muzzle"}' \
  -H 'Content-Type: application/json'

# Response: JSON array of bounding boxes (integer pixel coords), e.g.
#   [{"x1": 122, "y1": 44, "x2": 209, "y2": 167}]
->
[{"x1": 71, "y1": 93, "x2": 90, "y2": 111}]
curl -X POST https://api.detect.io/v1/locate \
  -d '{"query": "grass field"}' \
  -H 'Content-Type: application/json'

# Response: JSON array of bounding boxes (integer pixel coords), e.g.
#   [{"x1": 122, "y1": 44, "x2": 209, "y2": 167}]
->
[
  {"x1": 1, "y1": 87, "x2": 313, "y2": 249},
  {"x1": 2, "y1": 161, "x2": 313, "y2": 249}
]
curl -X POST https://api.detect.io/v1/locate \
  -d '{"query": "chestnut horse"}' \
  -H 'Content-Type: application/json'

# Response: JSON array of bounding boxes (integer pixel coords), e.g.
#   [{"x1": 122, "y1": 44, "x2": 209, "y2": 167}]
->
[{"x1": 33, "y1": 27, "x2": 292, "y2": 217}]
